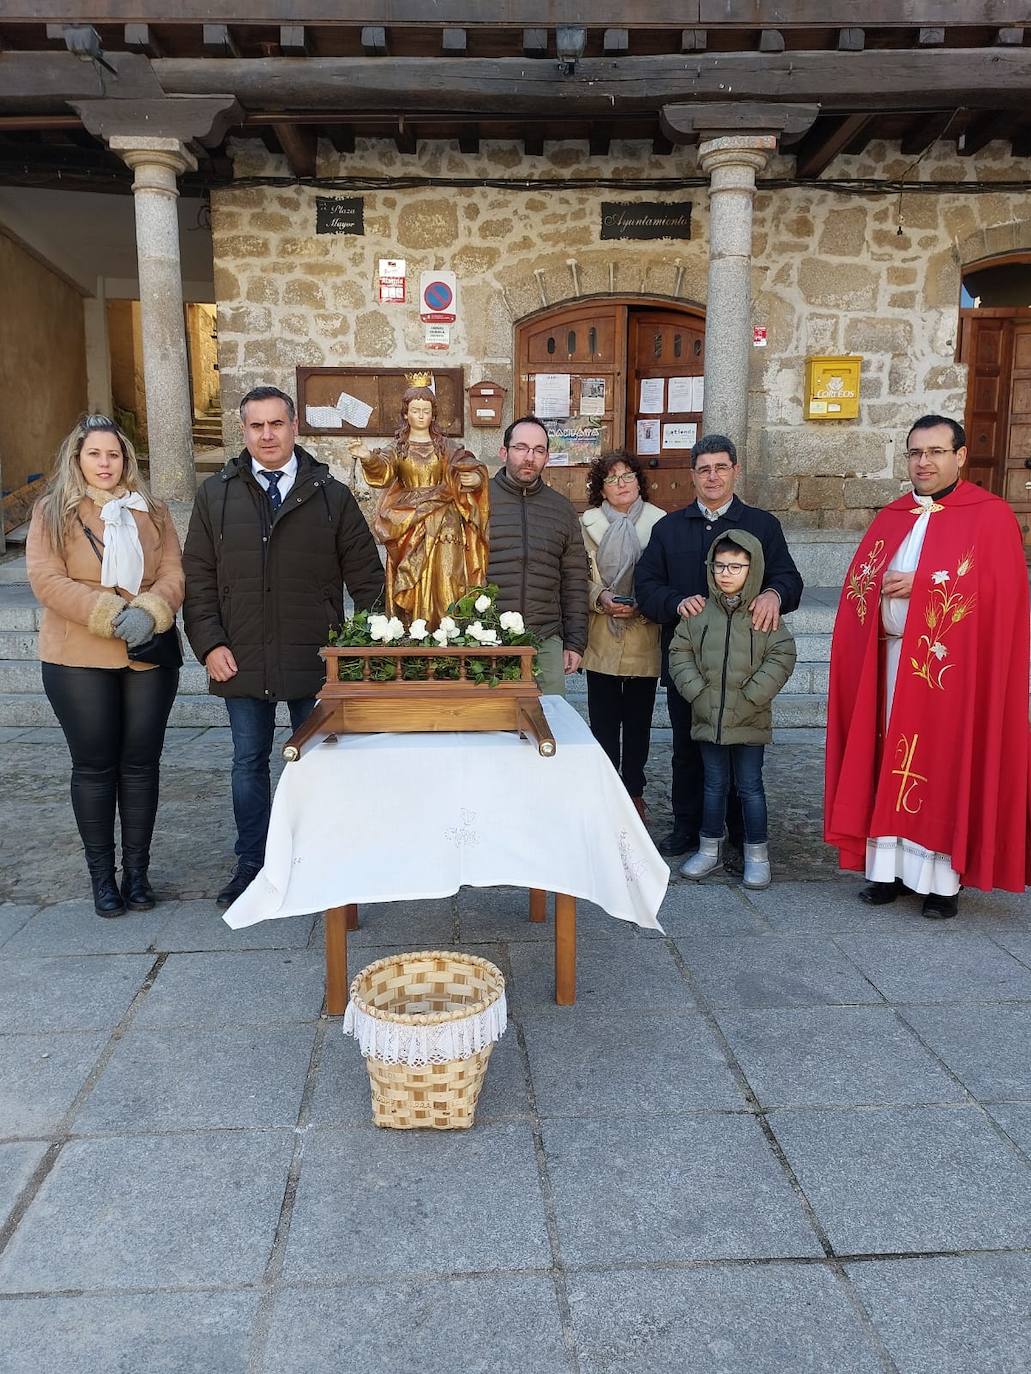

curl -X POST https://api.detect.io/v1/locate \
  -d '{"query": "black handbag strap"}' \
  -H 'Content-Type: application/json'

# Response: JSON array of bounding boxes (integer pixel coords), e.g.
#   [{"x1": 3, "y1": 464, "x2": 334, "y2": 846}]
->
[{"x1": 77, "y1": 515, "x2": 105, "y2": 564}]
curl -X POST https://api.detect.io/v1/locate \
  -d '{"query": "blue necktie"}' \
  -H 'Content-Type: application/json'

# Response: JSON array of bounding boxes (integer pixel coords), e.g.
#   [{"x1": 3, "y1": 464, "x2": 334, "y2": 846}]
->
[{"x1": 264, "y1": 470, "x2": 283, "y2": 512}]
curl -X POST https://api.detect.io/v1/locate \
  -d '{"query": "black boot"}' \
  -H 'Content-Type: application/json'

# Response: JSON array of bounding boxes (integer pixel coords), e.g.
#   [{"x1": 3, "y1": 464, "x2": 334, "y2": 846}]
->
[
  {"x1": 88, "y1": 860, "x2": 126, "y2": 918},
  {"x1": 217, "y1": 861, "x2": 262, "y2": 909},
  {"x1": 858, "y1": 878, "x2": 906, "y2": 906},
  {"x1": 121, "y1": 867, "x2": 156, "y2": 911}
]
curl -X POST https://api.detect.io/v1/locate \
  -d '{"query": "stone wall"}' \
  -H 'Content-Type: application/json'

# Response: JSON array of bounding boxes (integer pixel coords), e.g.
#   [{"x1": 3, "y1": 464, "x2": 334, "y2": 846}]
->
[
  {"x1": 0, "y1": 227, "x2": 87, "y2": 491},
  {"x1": 213, "y1": 138, "x2": 1031, "y2": 526}
]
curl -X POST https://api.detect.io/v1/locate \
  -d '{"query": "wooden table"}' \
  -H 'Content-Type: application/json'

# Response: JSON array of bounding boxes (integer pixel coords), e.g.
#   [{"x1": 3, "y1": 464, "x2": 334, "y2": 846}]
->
[{"x1": 323, "y1": 887, "x2": 576, "y2": 1014}]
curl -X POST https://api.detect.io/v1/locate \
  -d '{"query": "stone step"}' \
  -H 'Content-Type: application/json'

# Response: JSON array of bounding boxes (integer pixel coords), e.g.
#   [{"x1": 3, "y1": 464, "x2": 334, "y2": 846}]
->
[{"x1": 785, "y1": 529, "x2": 861, "y2": 586}]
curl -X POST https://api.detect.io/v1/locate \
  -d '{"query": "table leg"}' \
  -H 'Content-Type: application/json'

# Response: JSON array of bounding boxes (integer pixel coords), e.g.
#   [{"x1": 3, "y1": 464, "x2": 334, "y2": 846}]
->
[
  {"x1": 345, "y1": 903, "x2": 360, "y2": 931},
  {"x1": 324, "y1": 905, "x2": 353, "y2": 1015},
  {"x1": 554, "y1": 892, "x2": 576, "y2": 1006},
  {"x1": 529, "y1": 888, "x2": 547, "y2": 924}
]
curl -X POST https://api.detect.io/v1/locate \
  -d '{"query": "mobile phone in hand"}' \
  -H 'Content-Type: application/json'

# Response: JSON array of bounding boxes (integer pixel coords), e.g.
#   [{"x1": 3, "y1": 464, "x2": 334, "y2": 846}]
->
[{"x1": 611, "y1": 595, "x2": 636, "y2": 605}]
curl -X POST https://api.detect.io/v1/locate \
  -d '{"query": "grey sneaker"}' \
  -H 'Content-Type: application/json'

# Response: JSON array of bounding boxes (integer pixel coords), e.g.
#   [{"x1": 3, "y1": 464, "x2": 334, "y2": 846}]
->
[
  {"x1": 679, "y1": 836, "x2": 723, "y2": 880},
  {"x1": 742, "y1": 843, "x2": 771, "y2": 889}
]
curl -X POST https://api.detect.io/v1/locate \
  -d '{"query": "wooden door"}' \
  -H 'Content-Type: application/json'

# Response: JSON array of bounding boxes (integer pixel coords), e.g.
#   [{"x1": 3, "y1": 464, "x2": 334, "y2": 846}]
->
[
  {"x1": 516, "y1": 301, "x2": 625, "y2": 509},
  {"x1": 962, "y1": 312, "x2": 1012, "y2": 492},
  {"x1": 1003, "y1": 321, "x2": 1031, "y2": 553},
  {"x1": 627, "y1": 308, "x2": 705, "y2": 511}
]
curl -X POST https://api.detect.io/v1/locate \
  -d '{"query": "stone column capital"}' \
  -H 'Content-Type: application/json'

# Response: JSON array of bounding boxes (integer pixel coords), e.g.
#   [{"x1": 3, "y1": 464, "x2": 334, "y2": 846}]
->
[
  {"x1": 697, "y1": 135, "x2": 776, "y2": 182},
  {"x1": 109, "y1": 137, "x2": 197, "y2": 196}
]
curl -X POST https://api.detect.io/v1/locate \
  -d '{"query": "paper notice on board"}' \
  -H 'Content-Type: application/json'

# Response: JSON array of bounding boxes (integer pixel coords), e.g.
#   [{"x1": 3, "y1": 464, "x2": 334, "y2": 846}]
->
[
  {"x1": 636, "y1": 418, "x2": 661, "y2": 456},
  {"x1": 533, "y1": 373, "x2": 571, "y2": 419},
  {"x1": 579, "y1": 377, "x2": 606, "y2": 417},
  {"x1": 639, "y1": 377, "x2": 665, "y2": 413},
  {"x1": 667, "y1": 376, "x2": 696, "y2": 412},
  {"x1": 692, "y1": 375, "x2": 705, "y2": 411},
  {"x1": 663, "y1": 422, "x2": 697, "y2": 450},
  {"x1": 335, "y1": 392, "x2": 374, "y2": 428},
  {"x1": 305, "y1": 405, "x2": 342, "y2": 428}
]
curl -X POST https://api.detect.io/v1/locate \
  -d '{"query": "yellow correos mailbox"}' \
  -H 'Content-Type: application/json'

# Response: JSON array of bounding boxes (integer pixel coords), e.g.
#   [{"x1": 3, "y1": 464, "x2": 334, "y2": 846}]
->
[{"x1": 804, "y1": 356, "x2": 862, "y2": 421}]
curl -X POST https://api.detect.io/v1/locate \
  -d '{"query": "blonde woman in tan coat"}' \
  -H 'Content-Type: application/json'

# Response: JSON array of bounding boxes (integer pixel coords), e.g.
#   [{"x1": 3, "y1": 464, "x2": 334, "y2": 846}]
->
[
  {"x1": 27, "y1": 415, "x2": 184, "y2": 917},
  {"x1": 580, "y1": 451, "x2": 665, "y2": 820}
]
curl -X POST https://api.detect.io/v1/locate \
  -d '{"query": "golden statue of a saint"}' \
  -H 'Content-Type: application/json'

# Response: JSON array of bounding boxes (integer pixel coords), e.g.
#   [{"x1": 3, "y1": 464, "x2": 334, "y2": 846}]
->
[{"x1": 345, "y1": 383, "x2": 489, "y2": 627}]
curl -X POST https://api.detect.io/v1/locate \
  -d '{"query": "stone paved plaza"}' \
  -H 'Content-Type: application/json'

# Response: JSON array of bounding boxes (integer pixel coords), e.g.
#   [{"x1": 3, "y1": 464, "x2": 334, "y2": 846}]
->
[{"x1": 1, "y1": 723, "x2": 1030, "y2": 1373}]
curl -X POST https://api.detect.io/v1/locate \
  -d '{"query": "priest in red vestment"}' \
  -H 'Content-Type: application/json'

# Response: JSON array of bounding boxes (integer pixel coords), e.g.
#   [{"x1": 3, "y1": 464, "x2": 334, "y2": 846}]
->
[{"x1": 825, "y1": 414, "x2": 1031, "y2": 919}]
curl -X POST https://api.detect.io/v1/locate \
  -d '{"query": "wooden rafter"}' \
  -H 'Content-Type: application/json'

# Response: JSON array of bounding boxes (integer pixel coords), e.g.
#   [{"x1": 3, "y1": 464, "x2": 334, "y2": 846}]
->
[
  {"x1": 270, "y1": 120, "x2": 316, "y2": 175},
  {"x1": 793, "y1": 113, "x2": 874, "y2": 177}
]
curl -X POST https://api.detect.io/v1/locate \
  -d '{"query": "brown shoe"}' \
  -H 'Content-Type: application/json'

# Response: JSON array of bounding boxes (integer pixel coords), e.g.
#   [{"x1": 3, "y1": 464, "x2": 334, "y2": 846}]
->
[{"x1": 631, "y1": 796, "x2": 648, "y2": 822}]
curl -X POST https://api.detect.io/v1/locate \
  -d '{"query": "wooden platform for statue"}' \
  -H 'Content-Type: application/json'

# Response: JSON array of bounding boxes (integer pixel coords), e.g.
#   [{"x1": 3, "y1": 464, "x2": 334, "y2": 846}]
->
[{"x1": 283, "y1": 645, "x2": 556, "y2": 761}]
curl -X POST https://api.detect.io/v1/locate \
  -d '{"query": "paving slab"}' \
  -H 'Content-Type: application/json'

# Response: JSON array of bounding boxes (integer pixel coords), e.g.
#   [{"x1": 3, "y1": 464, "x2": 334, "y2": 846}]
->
[
  {"x1": 283, "y1": 1122, "x2": 550, "y2": 1280},
  {"x1": 568, "y1": 1263, "x2": 883, "y2": 1374},
  {"x1": 458, "y1": 884, "x2": 665, "y2": 943},
  {"x1": 675, "y1": 933, "x2": 884, "y2": 1009},
  {"x1": 716, "y1": 1006, "x2": 963, "y2": 1108},
  {"x1": 771, "y1": 1105, "x2": 1031, "y2": 1254},
  {"x1": 133, "y1": 950, "x2": 326, "y2": 1029},
  {"x1": 658, "y1": 880, "x2": 767, "y2": 936},
  {"x1": 2, "y1": 899, "x2": 169, "y2": 957},
  {"x1": 847, "y1": 1253, "x2": 1031, "y2": 1374},
  {"x1": 507, "y1": 936, "x2": 694, "y2": 1014},
  {"x1": 264, "y1": 1275, "x2": 566, "y2": 1374},
  {"x1": 521, "y1": 1007, "x2": 746, "y2": 1116},
  {"x1": 343, "y1": 896, "x2": 455, "y2": 950},
  {"x1": 902, "y1": 1004, "x2": 1031, "y2": 1101},
  {"x1": 0, "y1": 1131, "x2": 294, "y2": 1292},
  {"x1": 0, "y1": 1141, "x2": 49, "y2": 1228},
  {"x1": 0, "y1": 954, "x2": 151, "y2": 1033},
  {"x1": 743, "y1": 879, "x2": 928, "y2": 934},
  {"x1": 0, "y1": 1291, "x2": 259, "y2": 1374},
  {"x1": 985, "y1": 1102, "x2": 1031, "y2": 1158},
  {"x1": 543, "y1": 1115, "x2": 823, "y2": 1264},
  {"x1": 152, "y1": 902, "x2": 316, "y2": 952},
  {"x1": 312, "y1": 1019, "x2": 528, "y2": 1127},
  {"x1": 0, "y1": 1030, "x2": 109, "y2": 1137},
  {"x1": 75, "y1": 1025, "x2": 316, "y2": 1132},
  {"x1": 834, "y1": 931, "x2": 1031, "y2": 1004},
  {"x1": 0, "y1": 904, "x2": 37, "y2": 950},
  {"x1": 986, "y1": 927, "x2": 1031, "y2": 968}
]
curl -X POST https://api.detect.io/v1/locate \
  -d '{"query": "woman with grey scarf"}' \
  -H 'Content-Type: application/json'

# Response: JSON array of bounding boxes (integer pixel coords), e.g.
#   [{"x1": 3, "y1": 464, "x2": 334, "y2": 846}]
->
[{"x1": 580, "y1": 452, "x2": 666, "y2": 821}]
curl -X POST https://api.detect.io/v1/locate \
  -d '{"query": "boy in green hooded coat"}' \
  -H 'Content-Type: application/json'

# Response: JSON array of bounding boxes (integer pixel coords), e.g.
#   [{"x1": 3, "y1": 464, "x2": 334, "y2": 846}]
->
[{"x1": 667, "y1": 528, "x2": 796, "y2": 888}]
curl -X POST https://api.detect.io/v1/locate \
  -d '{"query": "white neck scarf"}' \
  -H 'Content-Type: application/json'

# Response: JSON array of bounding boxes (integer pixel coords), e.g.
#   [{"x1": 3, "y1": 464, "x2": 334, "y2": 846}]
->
[{"x1": 94, "y1": 490, "x2": 149, "y2": 594}]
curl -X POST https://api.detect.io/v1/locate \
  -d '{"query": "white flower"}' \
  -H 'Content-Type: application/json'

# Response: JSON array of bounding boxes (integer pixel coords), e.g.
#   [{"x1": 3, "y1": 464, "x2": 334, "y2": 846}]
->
[
  {"x1": 932, "y1": 570, "x2": 950, "y2": 585},
  {"x1": 368, "y1": 613, "x2": 389, "y2": 642},
  {"x1": 385, "y1": 616, "x2": 406, "y2": 642},
  {"x1": 431, "y1": 627, "x2": 450, "y2": 647},
  {"x1": 408, "y1": 619, "x2": 429, "y2": 640},
  {"x1": 499, "y1": 610, "x2": 525, "y2": 634},
  {"x1": 466, "y1": 620, "x2": 485, "y2": 642},
  {"x1": 438, "y1": 616, "x2": 460, "y2": 640},
  {"x1": 477, "y1": 628, "x2": 499, "y2": 645},
  {"x1": 930, "y1": 641, "x2": 948, "y2": 661},
  {"x1": 474, "y1": 593, "x2": 492, "y2": 613}
]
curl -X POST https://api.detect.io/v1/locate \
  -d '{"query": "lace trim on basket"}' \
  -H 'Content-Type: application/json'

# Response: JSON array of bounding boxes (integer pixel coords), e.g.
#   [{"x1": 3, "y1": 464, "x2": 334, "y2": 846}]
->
[{"x1": 342, "y1": 992, "x2": 508, "y2": 1066}]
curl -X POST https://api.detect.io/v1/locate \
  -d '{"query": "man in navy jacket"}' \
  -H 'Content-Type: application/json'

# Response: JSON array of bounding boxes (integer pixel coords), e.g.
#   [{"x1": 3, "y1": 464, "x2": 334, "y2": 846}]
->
[{"x1": 635, "y1": 434, "x2": 804, "y2": 857}]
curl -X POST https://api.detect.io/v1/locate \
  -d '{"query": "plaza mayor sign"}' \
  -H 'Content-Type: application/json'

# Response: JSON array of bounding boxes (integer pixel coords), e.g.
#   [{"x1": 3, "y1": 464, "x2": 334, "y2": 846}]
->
[{"x1": 600, "y1": 201, "x2": 693, "y2": 241}]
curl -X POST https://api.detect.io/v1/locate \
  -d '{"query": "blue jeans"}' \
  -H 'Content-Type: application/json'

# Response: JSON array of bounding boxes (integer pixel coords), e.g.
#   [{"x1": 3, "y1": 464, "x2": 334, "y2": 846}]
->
[
  {"x1": 225, "y1": 696, "x2": 316, "y2": 866},
  {"x1": 698, "y1": 742, "x2": 768, "y2": 845}
]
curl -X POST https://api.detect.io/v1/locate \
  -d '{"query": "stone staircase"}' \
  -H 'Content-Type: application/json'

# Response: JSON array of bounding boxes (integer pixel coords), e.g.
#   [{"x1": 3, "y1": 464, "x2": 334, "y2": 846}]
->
[
  {"x1": 191, "y1": 411, "x2": 223, "y2": 448},
  {"x1": 0, "y1": 528, "x2": 857, "y2": 732}
]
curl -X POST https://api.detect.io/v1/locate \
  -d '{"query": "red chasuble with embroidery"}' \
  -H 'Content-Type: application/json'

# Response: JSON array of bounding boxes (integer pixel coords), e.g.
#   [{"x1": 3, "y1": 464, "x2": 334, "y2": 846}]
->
[{"x1": 825, "y1": 482, "x2": 1031, "y2": 892}]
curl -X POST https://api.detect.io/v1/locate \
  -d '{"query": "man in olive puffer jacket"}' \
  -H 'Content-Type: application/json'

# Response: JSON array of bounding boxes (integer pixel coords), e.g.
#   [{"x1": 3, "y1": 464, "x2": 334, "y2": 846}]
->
[{"x1": 486, "y1": 416, "x2": 590, "y2": 696}]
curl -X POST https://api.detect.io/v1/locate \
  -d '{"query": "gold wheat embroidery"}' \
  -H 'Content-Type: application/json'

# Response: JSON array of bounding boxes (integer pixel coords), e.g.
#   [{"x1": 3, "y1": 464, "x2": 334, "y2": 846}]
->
[
  {"x1": 892, "y1": 733, "x2": 927, "y2": 814},
  {"x1": 845, "y1": 539, "x2": 886, "y2": 625},
  {"x1": 911, "y1": 550, "x2": 975, "y2": 690}
]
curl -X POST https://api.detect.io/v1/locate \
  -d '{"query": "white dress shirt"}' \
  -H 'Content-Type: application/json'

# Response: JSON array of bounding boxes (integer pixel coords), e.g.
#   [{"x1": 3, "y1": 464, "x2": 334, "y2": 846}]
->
[{"x1": 251, "y1": 451, "x2": 298, "y2": 502}]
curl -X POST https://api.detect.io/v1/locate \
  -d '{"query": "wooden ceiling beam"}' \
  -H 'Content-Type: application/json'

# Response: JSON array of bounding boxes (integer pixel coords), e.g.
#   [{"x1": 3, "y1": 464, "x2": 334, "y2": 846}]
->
[
  {"x1": 918, "y1": 27, "x2": 945, "y2": 46},
  {"x1": 899, "y1": 109, "x2": 957, "y2": 154},
  {"x1": 458, "y1": 122, "x2": 479, "y2": 153},
  {"x1": 958, "y1": 112, "x2": 1012, "y2": 156},
  {"x1": 523, "y1": 28, "x2": 548, "y2": 58},
  {"x1": 838, "y1": 28, "x2": 864, "y2": 51},
  {"x1": 524, "y1": 134, "x2": 544, "y2": 156},
  {"x1": 202, "y1": 24, "x2": 239, "y2": 58},
  {"x1": 589, "y1": 122, "x2": 612, "y2": 157},
  {"x1": 604, "y1": 29, "x2": 629, "y2": 55},
  {"x1": 361, "y1": 26, "x2": 388, "y2": 57},
  {"x1": 995, "y1": 27, "x2": 1025, "y2": 44},
  {"x1": 442, "y1": 28, "x2": 467, "y2": 54},
  {"x1": 321, "y1": 124, "x2": 354, "y2": 154},
  {"x1": 279, "y1": 26, "x2": 308, "y2": 58},
  {"x1": 394, "y1": 117, "x2": 416, "y2": 154},
  {"x1": 681, "y1": 30, "x2": 707, "y2": 52},
  {"x1": 124, "y1": 24, "x2": 163, "y2": 58},
  {"x1": 759, "y1": 30, "x2": 785, "y2": 53},
  {"x1": 793, "y1": 112, "x2": 874, "y2": 177},
  {"x1": 269, "y1": 120, "x2": 317, "y2": 176}
]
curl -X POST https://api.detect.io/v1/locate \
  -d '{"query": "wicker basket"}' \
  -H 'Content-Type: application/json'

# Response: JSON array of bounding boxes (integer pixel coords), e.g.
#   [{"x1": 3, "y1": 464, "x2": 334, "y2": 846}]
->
[{"x1": 343, "y1": 950, "x2": 507, "y2": 1130}]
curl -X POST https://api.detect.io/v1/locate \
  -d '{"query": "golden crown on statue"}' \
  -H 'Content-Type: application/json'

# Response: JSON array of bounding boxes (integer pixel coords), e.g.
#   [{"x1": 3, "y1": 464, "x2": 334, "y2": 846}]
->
[{"x1": 405, "y1": 370, "x2": 434, "y2": 388}]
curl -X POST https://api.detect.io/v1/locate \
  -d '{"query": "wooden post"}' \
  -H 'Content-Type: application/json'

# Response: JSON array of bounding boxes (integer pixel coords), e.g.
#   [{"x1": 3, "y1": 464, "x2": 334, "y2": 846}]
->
[
  {"x1": 554, "y1": 892, "x2": 576, "y2": 1005},
  {"x1": 324, "y1": 905, "x2": 354, "y2": 1014},
  {"x1": 529, "y1": 888, "x2": 547, "y2": 923}
]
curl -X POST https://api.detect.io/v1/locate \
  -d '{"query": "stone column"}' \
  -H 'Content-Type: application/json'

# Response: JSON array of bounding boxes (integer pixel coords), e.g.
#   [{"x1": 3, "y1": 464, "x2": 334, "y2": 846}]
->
[
  {"x1": 698, "y1": 135, "x2": 775, "y2": 466},
  {"x1": 109, "y1": 136, "x2": 197, "y2": 505}
]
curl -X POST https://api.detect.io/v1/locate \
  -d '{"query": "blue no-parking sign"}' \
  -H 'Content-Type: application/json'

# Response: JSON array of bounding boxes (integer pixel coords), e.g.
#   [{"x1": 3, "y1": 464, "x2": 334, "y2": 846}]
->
[{"x1": 419, "y1": 270, "x2": 458, "y2": 323}]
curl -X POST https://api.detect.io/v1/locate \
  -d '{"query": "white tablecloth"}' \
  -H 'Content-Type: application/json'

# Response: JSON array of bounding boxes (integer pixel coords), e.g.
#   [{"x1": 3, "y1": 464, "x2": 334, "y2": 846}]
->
[{"x1": 224, "y1": 697, "x2": 668, "y2": 931}]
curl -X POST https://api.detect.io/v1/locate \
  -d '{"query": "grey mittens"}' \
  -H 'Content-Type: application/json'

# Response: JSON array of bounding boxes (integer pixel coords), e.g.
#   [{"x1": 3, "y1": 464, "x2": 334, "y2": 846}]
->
[{"x1": 112, "y1": 606, "x2": 156, "y2": 648}]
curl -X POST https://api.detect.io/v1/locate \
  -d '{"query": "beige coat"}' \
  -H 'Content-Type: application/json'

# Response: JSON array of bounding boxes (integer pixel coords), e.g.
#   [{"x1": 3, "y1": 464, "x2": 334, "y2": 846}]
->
[
  {"x1": 580, "y1": 502, "x2": 665, "y2": 678},
  {"x1": 27, "y1": 495, "x2": 184, "y2": 670}
]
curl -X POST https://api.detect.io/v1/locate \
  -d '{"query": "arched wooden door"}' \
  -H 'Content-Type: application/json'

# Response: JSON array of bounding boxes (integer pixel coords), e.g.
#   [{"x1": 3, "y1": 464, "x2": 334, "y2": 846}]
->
[{"x1": 515, "y1": 298, "x2": 705, "y2": 511}]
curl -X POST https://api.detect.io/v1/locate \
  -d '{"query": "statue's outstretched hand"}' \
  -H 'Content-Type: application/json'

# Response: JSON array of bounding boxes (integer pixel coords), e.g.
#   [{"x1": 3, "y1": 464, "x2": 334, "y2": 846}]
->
[
  {"x1": 344, "y1": 436, "x2": 371, "y2": 461},
  {"x1": 458, "y1": 471, "x2": 481, "y2": 489}
]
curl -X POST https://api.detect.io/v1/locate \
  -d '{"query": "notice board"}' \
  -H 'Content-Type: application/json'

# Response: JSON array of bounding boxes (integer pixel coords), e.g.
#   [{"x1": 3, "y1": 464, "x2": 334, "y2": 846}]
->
[{"x1": 296, "y1": 367, "x2": 466, "y2": 438}]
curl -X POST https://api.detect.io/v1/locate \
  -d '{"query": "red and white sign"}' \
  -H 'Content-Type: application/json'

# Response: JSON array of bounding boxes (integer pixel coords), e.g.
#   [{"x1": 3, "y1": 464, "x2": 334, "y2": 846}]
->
[
  {"x1": 425, "y1": 322, "x2": 451, "y2": 350},
  {"x1": 378, "y1": 258, "x2": 406, "y2": 304},
  {"x1": 753, "y1": 325, "x2": 768, "y2": 348},
  {"x1": 420, "y1": 270, "x2": 458, "y2": 323}
]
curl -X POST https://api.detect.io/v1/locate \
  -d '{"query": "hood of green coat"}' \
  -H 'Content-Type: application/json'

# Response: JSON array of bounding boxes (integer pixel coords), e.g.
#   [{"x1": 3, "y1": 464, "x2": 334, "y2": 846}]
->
[{"x1": 705, "y1": 527, "x2": 766, "y2": 608}]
